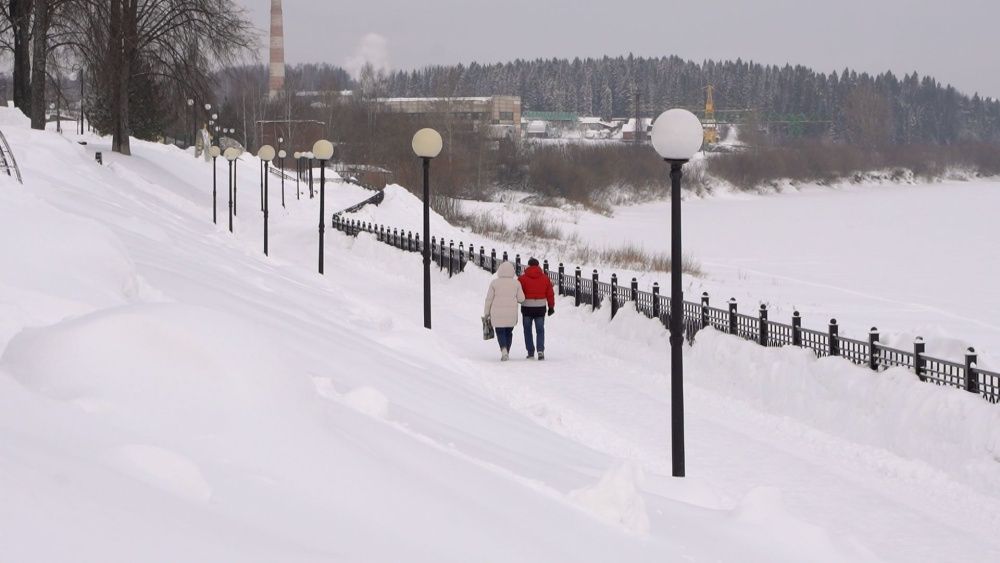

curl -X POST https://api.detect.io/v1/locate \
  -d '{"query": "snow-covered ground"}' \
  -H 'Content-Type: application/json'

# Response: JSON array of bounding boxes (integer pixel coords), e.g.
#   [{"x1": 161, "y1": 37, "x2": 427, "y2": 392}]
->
[
  {"x1": 362, "y1": 178, "x2": 1000, "y2": 367},
  {"x1": 2, "y1": 107, "x2": 1000, "y2": 561}
]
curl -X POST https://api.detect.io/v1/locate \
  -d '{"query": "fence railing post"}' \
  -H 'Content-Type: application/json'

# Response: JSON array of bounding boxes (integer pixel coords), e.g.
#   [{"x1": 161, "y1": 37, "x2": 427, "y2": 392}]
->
[
  {"x1": 574, "y1": 267, "x2": 582, "y2": 307},
  {"x1": 792, "y1": 311, "x2": 802, "y2": 346},
  {"x1": 652, "y1": 283, "x2": 661, "y2": 322},
  {"x1": 407, "y1": 231, "x2": 413, "y2": 251},
  {"x1": 396, "y1": 229, "x2": 402, "y2": 248},
  {"x1": 414, "y1": 233, "x2": 420, "y2": 254},
  {"x1": 543, "y1": 259, "x2": 549, "y2": 274},
  {"x1": 440, "y1": 239, "x2": 446, "y2": 271},
  {"x1": 502, "y1": 250, "x2": 509, "y2": 264},
  {"x1": 480, "y1": 246, "x2": 485, "y2": 269},
  {"x1": 515, "y1": 254, "x2": 521, "y2": 275},
  {"x1": 829, "y1": 319, "x2": 840, "y2": 356},
  {"x1": 448, "y1": 241, "x2": 454, "y2": 277},
  {"x1": 458, "y1": 242, "x2": 465, "y2": 270},
  {"x1": 701, "y1": 292, "x2": 710, "y2": 329},
  {"x1": 558, "y1": 263, "x2": 565, "y2": 295},
  {"x1": 610, "y1": 274, "x2": 619, "y2": 318},
  {"x1": 868, "y1": 327, "x2": 880, "y2": 371},
  {"x1": 965, "y1": 347, "x2": 979, "y2": 394},
  {"x1": 491, "y1": 249, "x2": 497, "y2": 273},
  {"x1": 378, "y1": 225, "x2": 385, "y2": 241},
  {"x1": 632, "y1": 278, "x2": 639, "y2": 313},
  {"x1": 914, "y1": 337, "x2": 926, "y2": 381},
  {"x1": 591, "y1": 270, "x2": 599, "y2": 311},
  {"x1": 759, "y1": 304, "x2": 768, "y2": 346},
  {"x1": 728, "y1": 298, "x2": 737, "y2": 335}
]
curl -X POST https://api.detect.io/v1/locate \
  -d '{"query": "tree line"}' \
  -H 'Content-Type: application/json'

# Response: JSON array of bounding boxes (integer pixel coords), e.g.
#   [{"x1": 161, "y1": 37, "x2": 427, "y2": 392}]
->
[
  {"x1": 0, "y1": 0, "x2": 255, "y2": 154},
  {"x1": 380, "y1": 55, "x2": 1000, "y2": 146}
]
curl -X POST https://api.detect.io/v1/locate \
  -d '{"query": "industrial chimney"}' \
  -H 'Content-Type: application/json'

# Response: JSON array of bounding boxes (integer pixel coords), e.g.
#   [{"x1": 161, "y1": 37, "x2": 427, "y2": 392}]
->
[{"x1": 268, "y1": 0, "x2": 285, "y2": 100}]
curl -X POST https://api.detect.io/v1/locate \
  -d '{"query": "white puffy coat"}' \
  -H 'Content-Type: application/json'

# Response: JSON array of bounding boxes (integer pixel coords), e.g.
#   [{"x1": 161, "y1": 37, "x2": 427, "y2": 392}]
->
[{"x1": 484, "y1": 262, "x2": 525, "y2": 328}]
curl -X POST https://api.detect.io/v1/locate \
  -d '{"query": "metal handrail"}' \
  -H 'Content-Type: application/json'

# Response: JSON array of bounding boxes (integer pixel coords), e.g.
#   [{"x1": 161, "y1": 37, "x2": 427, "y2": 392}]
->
[{"x1": 329, "y1": 214, "x2": 1000, "y2": 405}]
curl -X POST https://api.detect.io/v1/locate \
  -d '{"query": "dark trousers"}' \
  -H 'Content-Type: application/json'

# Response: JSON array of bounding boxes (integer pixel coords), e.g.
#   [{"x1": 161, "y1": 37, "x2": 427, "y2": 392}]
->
[
  {"x1": 496, "y1": 327, "x2": 514, "y2": 350},
  {"x1": 523, "y1": 315, "x2": 545, "y2": 355}
]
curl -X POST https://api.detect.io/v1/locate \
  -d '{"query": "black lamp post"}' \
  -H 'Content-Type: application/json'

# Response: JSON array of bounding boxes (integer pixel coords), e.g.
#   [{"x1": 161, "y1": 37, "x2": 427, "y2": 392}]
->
[
  {"x1": 187, "y1": 98, "x2": 195, "y2": 148},
  {"x1": 231, "y1": 130, "x2": 238, "y2": 216},
  {"x1": 72, "y1": 65, "x2": 84, "y2": 135},
  {"x1": 210, "y1": 146, "x2": 221, "y2": 224},
  {"x1": 411, "y1": 128, "x2": 444, "y2": 330},
  {"x1": 278, "y1": 149, "x2": 287, "y2": 207},
  {"x1": 313, "y1": 141, "x2": 334, "y2": 274},
  {"x1": 650, "y1": 108, "x2": 704, "y2": 478},
  {"x1": 294, "y1": 152, "x2": 301, "y2": 200},
  {"x1": 224, "y1": 147, "x2": 240, "y2": 232},
  {"x1": 257, "y1": 145, "x2": 276, "y2": 255},
  {"x1": 307, "y1": 153, "x2": 315, "y2": 199}
]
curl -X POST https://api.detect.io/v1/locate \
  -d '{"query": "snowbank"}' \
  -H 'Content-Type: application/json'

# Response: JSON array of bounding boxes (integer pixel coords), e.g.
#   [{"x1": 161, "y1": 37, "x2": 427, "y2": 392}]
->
[
  {"x1": 687, "y1": 329, "x2": 1000, "y2": 489},
  {"x1": 0, "y1": 187, "x2": 140, "y2": 353}
]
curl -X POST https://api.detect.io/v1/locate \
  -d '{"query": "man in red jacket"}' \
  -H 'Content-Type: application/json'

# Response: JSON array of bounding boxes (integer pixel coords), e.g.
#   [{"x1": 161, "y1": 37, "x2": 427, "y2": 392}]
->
[{"x1": 518, "y1": 258, "x2": 555, "y2": 360}]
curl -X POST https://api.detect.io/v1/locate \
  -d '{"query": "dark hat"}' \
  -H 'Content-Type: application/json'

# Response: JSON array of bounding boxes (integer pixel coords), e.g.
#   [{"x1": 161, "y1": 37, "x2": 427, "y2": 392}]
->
[{"x1": 528, "y1": 258, "x2": 540, "y2": 267}]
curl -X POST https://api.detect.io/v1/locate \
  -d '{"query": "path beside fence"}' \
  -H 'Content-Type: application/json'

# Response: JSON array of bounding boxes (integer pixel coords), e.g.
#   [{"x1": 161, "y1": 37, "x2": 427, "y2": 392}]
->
[{"x1": 331, "y1": 214, "x2": 1000, "y2": 405}]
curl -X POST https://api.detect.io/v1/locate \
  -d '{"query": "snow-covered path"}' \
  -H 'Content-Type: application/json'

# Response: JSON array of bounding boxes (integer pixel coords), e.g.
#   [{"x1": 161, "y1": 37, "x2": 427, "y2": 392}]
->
[
  {"x1": 334, "y1": 235, "x2": 1000, "y2": 562},
  {"x1": 3, "y1": 113, "x2": 999, "y2": 561},
  {"x1": 433, "y1": 180, "x2": 1000, "y2": 368}
]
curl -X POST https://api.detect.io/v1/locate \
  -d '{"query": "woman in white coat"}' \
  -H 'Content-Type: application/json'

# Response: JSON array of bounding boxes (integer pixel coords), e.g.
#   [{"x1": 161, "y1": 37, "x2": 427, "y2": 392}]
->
[{"x1": 484, "y1": 261, "x2": 525, "y2": 361}]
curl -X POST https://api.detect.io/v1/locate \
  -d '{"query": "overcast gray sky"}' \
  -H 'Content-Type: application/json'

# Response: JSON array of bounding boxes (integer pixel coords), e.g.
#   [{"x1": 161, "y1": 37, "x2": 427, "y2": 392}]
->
[{"x1": 237, "y1": 0, "x2": 999, "y2": 98}]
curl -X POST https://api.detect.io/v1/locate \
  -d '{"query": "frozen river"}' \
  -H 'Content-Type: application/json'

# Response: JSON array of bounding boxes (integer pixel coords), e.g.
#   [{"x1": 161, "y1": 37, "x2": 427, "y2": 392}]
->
[{"x1": 570, "y1": 180, "x2": 1000, "y2": 361}]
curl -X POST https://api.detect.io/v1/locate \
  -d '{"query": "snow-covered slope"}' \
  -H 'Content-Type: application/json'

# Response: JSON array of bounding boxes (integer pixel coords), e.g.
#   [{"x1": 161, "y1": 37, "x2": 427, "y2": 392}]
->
[
  {"x1": 2, "y1": 108, "x2": 999, "y2": 562},
  {"x1": 352, "y1": 178, "x2": 1000, "y2": 368}
]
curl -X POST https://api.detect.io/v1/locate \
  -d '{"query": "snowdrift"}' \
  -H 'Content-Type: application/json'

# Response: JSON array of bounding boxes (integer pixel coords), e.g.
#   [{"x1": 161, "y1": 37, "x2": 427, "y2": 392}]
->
[{"x1": 1, "y1": 106, "x2": 999, "y2": 561}]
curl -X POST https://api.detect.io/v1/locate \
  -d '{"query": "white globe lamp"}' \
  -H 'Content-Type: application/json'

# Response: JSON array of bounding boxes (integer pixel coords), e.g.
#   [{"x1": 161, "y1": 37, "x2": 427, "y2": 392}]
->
[
  {"x1": 257, "y1": 145, "x2": 276, "y2": 162},
  {"x1": 412, "y1": 128, "x2": 443, "y2": 158},
  {"x1": 651, "y1": 109, "x2": 704, "y2": 161},
  {"x1": 313, "y1": 140, "x2": 334, "y2": 161}
]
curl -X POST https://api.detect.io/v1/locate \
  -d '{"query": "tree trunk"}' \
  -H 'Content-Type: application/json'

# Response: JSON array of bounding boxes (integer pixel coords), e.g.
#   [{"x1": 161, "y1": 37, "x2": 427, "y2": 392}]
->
[
  {"x1": 108, "y1": 0, "x2": 134, "y2": 155},
  {"x1": 11, "y1": 0, "x2": 34, "y2": 113},
  {"x1": 29, "y1": 0, "x2": 50, "y2": 130}
]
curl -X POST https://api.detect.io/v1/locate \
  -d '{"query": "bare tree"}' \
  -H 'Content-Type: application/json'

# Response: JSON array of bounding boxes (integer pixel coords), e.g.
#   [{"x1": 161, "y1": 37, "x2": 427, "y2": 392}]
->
[
  {"x1": 0, "y1": 0, "x2": 35, "y2": 111},
  {"x1": 70, "y1": 0, "x2": 256, "y2": 154}
]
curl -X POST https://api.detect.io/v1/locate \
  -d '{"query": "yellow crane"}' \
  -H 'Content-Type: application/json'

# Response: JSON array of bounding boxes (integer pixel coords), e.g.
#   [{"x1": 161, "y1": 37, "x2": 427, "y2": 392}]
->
[{"x1": 703, "y1": 85, "x2": 719, "y2": 144}]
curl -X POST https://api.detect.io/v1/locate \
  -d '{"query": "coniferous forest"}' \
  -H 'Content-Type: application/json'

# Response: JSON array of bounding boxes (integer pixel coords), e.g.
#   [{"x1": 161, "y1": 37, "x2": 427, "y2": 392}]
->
[{"x1": 381, "y1": 55, "x2": 1000, "y2": 146}]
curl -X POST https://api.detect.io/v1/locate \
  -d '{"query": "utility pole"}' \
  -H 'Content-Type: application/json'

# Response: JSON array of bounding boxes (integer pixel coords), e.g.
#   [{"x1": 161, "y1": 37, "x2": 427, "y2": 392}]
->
[{"x1": 634, "y1": 91, "x2": 641, "y2": 146}]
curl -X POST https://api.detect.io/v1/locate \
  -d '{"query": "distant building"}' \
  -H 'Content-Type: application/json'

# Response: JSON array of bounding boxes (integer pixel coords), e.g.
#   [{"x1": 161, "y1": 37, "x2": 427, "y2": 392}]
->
[
  {"x1": 577, "y1": 117, "x2": 616, "y2": 139},
  {"x1": 380, "y1": 96, "x2": 521, "y2": 134},
  {"x1": 525, "y1": 120, "x2": 548, "y2": 138},
  {"x1": 521, "y1": 111, "x2": 577, "y2": 124},
  {"x1": 620, "y1": 118, "x2": 653, "y2": 141}
]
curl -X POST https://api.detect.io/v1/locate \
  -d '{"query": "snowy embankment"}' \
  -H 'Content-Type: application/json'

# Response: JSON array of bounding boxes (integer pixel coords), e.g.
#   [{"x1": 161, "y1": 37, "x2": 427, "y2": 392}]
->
[
  {"x1": 345, "y1": 173, "x2": 1000, "y2": 369},
  {"x1": 1, "y1": 106, "x2": 999, "y2": 561}
]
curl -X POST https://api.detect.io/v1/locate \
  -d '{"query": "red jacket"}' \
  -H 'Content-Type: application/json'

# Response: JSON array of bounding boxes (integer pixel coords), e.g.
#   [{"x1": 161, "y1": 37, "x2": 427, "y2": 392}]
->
[{"x1": 518, "y1": 266, "x2": 555, "y2": 309}]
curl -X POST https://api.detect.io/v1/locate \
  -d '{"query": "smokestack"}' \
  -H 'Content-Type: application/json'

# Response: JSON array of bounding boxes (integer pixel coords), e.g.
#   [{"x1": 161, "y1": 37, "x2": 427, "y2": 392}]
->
[{"x1": 268, "y1": 0, "x2": 285, "y2": 100}]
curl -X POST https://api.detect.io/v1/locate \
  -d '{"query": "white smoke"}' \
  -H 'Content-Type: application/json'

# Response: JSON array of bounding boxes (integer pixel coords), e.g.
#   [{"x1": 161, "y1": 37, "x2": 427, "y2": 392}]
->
[{"x1": 345, "y1": 33, "x2": 391, "y2": 79}]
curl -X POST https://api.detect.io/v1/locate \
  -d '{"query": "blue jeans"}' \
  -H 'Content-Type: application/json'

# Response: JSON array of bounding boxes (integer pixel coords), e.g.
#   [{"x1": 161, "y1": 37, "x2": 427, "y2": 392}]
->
[
  {"x1": 496, "y1": 327, "x2": 514, "y2": 351},
  {"x1": 523, "y1": 316, "x2": 545, "y2": 355}
]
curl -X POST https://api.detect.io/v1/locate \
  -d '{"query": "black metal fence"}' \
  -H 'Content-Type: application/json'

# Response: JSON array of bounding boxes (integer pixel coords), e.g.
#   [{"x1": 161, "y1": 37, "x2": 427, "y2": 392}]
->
[{"x1": 331, "y1": 215, "x2": 1000, "y2": 405}]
